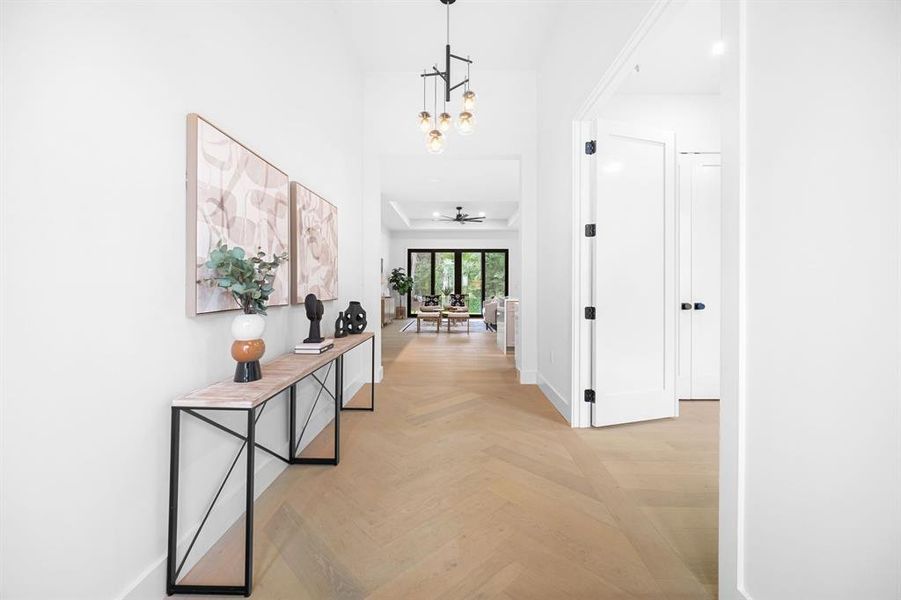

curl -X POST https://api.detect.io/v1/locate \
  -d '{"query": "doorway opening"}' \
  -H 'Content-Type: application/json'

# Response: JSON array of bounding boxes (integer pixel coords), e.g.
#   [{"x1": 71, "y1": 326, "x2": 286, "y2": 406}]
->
[
  {"x1": 572, "y1": 0, "x2": 727, "y2": 594},
  {"x1": 574, "y1": 0, "x2": 723, "y2": 426}
]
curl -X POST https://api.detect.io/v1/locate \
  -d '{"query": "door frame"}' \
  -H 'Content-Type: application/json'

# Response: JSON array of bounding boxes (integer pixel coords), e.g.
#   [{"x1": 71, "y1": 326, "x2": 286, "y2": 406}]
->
[
  {"x1": 569, "y1": 0, "x2": 748, "y2": 597},
  {"x1": 406, "y1": 248, "x2": 510, "y2": 317}
]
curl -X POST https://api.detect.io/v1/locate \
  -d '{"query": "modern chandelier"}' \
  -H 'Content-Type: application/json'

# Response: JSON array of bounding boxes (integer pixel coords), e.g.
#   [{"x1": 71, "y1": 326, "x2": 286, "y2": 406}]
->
[{"x1": 417, "y1": 0, "x2": 477, "y2": 154}]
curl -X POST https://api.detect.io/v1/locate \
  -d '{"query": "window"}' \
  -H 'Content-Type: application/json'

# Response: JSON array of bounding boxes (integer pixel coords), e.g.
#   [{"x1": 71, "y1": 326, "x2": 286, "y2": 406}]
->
[
  {"x1": 434, "y1": 252, "x2": 455, "y2": 297},
  {"x1": 410, "y1": 252, "x2": 432, "y2": 303},
  {"x1": 407, "y1": 249, "x2": 508, "y2": 316},
  {"x1": 485, "y1": 251, "x2": 507, "y2": 300},
  {"x1": 461, "y1": 252, "x2": 483, "y2": 314}
]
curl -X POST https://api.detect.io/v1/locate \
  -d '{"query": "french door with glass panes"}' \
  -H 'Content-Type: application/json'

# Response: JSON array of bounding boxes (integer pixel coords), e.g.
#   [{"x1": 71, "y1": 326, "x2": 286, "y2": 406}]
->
[{"x1": 406, "y1": 249, "x2": 508, "y2": 317}]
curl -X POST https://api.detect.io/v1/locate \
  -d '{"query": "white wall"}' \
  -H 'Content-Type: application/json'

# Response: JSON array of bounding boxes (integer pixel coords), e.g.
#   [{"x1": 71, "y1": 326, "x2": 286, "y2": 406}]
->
[
  {"x1": 380, "y1": 226, "x2": 392, "y2": 296},
  {"x1": 364, "y1": 70, "x2": 538, "y2": 382},
  {"x1": 536, "y1": 0, "x2": 656, "y2": 420},
  {"x1": 601, "y1": 93, "x2": 720, "y2": 152},
  {"x1": 719, "y1": 1, "x2": 901, "y2": 598},
  {"x1": 388, "y1": 230, "x2": 521, "y2": 302},
  {"x1": 0, "y1": 3, "x2": 364, "y2": 599}
]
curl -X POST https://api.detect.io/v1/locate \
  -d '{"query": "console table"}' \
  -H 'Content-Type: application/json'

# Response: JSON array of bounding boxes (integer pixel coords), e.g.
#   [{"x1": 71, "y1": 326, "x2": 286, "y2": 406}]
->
[{"x1": 166, "y1": 332, "x2": 375, "y2": 597}]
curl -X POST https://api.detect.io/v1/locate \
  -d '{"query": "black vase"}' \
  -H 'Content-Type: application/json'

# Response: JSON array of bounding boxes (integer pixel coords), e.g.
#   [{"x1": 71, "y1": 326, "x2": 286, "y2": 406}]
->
[
  {"x1": 343, "y1": 301, "x2": 367, "y2": 334},
  {"x1": 334, "y1": 312, "x2": 347, "y2": 338}
]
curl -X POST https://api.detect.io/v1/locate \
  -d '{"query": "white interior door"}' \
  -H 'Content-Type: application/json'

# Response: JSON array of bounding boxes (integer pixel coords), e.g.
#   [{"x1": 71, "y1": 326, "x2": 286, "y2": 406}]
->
[
  {"x1": 592, "y1": 120, "x2": 676, "y2": 427},
  {"x1": 677, "y1": 153, "x2": 722, "y2": 399}
]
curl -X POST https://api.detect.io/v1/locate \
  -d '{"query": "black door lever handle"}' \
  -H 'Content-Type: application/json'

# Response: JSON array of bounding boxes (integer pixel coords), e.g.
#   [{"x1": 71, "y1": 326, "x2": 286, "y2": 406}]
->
[
  {"x1": 681, "y1": 303, "x2": 692, "y2": 310},
  {"x1": 694, "y1": 302, "x2": 706, "y2": 310}
]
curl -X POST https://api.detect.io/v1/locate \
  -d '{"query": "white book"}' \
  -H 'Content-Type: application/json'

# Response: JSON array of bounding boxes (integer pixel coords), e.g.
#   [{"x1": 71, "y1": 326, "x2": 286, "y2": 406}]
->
[
  {"x1": 294, "y1": 338, "x2": 334, "y2": 351},
  {"x1": 294, "y1": 347, "x2": 333, "y2": 355}
]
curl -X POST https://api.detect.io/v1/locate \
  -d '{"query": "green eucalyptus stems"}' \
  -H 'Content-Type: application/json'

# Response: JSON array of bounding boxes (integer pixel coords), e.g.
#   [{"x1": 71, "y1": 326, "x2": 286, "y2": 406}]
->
[{"x1": 201, "y1": 241, "x2": 288, "y2": 315}]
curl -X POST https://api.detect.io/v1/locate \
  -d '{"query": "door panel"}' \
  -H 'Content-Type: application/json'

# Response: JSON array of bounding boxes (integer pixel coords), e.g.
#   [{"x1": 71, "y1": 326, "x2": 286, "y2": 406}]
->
[
  {"x1": 688, "y1": 155, "x2": 721, "y2": 398},
  {"x1": 593, "y1": 120, "x2": 676, "y2": 427}
]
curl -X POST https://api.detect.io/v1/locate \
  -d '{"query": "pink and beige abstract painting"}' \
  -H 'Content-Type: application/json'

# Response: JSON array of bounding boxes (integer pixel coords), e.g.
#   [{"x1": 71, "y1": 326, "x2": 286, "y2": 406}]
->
[
  {"x1": 186, "y1": 114, "x2": 290, "y2": 315},
  {"x1": 291, "y1": 182, "x2": 338, "y2": 302}
]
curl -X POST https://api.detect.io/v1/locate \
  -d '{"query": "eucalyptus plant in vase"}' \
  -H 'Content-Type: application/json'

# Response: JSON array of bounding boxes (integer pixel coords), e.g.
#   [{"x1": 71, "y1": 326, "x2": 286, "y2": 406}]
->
[{"x1": 200, "y1": 241, "x2": 288, "y2": 382}]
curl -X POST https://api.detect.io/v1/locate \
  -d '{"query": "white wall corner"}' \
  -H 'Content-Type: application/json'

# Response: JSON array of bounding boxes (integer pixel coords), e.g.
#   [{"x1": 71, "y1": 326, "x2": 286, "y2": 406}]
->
[{"x1": 518, "y1": 369, "x2": 537, "y2": 384}]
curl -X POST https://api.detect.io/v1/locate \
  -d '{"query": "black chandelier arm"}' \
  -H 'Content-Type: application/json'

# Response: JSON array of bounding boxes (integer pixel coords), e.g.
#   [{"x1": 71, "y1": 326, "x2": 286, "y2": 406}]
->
[
  {"x1": 421, "y1": 67, "x2": 447, "y2": 83},
  {"x1": 448, "y1": 78, "x2": 469, "y2": 93},
  {"x1": 449, "y1": 53, "x2": 472, "y2": 64}
]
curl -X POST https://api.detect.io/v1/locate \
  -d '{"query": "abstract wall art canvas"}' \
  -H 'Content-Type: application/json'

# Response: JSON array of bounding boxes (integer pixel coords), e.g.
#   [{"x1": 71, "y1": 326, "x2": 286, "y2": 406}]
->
[
  {"x1": 186, "y1": 114, "x2": 290, "y2": 315},
  {"x1": 291, "y1": 182, "x2": 338, "y2": 302}
]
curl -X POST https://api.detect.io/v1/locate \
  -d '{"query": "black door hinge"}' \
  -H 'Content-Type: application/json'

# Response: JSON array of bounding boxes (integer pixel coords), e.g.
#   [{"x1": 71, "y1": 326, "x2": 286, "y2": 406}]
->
[
  {"x1": 585, "y1": 223, "x2": 596, "y2": 237},
  {"x1": 584, "y1": 306, "x2": 596, "y2": 320},
  {"x1": 584, "y1": 389, "x2": 596, "y2": 403},
  {"x1": 585, "y1": 140, "x2": 596, "y2": 155}
]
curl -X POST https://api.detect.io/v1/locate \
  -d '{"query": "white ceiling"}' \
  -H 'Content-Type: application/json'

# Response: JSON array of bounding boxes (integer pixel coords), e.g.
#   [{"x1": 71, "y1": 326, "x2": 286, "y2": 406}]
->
[
  {"x1": 381, "y1": 157, "x2": 519, "y2": 231},
  {"x1": 617, "y1": 0, "x2": 722, "y2": 94},
  {"x1": 331, "y1": 0, "x2": 565, "y2": 72}
]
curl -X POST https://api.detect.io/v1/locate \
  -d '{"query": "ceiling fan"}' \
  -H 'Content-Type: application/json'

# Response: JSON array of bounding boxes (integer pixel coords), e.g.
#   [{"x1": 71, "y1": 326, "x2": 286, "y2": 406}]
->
[{"x1": 434, "y1": 206, "x2": 485, "y2": 224}]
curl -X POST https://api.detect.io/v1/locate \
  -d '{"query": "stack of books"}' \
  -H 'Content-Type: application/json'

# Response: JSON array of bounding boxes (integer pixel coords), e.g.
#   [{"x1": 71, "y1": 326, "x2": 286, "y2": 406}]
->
[{"x1": 294, "y1": 339, "x2": 334, "y2": 355}]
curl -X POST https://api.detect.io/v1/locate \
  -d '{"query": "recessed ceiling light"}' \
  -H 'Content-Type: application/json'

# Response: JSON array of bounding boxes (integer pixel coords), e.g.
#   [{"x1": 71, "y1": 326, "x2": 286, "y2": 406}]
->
[
  {"x1": 432, "y1": 211, "x2": 441, "y2": 217},
  {"x1": 427, "y1": 177, "x2": 442, "y2": 183},
  {"x1": 478, "y1": 211, "x2": 486, "y2": 217},
  {"x1": 711, "y1": 40, "x2": 725, "y2": 56}
]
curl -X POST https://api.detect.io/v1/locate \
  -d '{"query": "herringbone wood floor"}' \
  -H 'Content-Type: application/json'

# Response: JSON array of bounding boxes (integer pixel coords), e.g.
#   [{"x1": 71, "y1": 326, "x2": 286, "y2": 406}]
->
[{"x1": 181, "y1": 321, "x2": 718, "y2": 598}]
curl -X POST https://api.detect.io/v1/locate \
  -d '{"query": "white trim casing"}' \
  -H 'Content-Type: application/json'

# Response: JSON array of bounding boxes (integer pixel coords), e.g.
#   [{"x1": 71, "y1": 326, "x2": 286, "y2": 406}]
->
[
  {"x1": 719, "y1": 0, "x2": 749, "y2": 598},
  {"x1": 538, "y1": 373, "x2": 569, "y2": 422}
]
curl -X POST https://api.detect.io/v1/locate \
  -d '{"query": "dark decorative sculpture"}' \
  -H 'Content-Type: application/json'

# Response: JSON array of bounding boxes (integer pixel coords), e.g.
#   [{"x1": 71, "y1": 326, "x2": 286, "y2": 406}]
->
[
  {"x1": 303, "y1": 293, "x2": 325, "y2": 343},
  {"x1": 343, "y1": 301, "x2": 367, "y2": 334},
  {"x1": 334, "y1": 312, "x2": 347, "y2": 338}
]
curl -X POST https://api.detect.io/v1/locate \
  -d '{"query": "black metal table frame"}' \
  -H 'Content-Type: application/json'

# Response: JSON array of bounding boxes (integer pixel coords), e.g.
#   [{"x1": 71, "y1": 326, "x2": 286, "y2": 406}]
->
[{"x1": 166, "y1": 336, "x2": 375, "y2": 597}]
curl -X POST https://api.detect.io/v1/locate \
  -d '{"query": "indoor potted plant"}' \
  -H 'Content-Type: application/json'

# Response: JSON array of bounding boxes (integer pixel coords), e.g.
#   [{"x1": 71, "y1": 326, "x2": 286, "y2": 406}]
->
[
  {"x1": 200, "y1": 241, "x2": 288, "y2": 382},
  {"x1": 388, "y1": 267, "x2": 414, "y2": 318}
]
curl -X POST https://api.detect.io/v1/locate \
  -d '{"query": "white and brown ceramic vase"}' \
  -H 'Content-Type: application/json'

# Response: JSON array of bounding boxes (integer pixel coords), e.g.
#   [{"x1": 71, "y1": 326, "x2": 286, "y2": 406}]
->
[{"x1": 231, "y1": 313, "x2": 265, "y2": 383}]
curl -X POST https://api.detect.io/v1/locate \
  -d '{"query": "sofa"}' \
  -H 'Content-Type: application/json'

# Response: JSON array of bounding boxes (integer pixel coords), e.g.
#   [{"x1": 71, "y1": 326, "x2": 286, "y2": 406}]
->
[{"x1": 483, "y1": 298, "x2": 499, "y2": 329}]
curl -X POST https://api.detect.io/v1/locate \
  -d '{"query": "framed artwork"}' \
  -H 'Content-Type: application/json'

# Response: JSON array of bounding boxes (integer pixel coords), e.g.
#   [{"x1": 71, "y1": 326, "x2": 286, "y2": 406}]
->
[
  {"x1": 290, "y1": 181, "x2": 338, "y2": 302},
  {"x1": 186, "y1": 114, "x2": 290, "y2": 315}
]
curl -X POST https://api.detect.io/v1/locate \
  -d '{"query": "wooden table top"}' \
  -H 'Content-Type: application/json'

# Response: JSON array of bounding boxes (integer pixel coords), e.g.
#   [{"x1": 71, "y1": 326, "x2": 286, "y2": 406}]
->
[{"x1": 173, "y1": 332, "x2": 374, "y2": 409}]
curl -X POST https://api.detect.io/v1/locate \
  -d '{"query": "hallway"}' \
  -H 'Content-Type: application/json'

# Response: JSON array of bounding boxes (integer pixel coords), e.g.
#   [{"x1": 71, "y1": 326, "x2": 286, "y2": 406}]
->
[{"x1": 181, "y1": 323, "x2": 717, "y2": 599}]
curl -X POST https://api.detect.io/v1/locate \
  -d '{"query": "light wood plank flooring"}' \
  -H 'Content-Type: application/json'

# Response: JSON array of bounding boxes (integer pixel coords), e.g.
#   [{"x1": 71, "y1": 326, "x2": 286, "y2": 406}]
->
[{"x1": 180, "y1": 320, "x2": 718, "y2": 598}]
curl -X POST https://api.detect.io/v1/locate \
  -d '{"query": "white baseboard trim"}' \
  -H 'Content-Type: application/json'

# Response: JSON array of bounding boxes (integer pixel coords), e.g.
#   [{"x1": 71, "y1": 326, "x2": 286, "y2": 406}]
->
[
  {"x1": 118, "y1": 455, "x2": 285, "y2": 600},
  {"x1": 120, "y1": 369, "x2": 368, "y2": 600},
  {"x1": 518, "y1": 369, "x2": 538, "y2": 384},
  {"x1": 537, "y1": 373, "x2": 571, "y2": 424}
]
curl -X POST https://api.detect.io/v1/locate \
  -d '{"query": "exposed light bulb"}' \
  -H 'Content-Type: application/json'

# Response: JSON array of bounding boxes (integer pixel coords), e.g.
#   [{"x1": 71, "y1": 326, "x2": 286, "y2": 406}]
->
[
  {"x1": 478, "y1": 211, "x2": 486, "y2": 217},
  {"x1": 711, "y1": 40, "x2": 725, "y2": 56},
  {"x1": 426, "y1": 129, "x2": 446, "y2": 154},
  {"x1": 418, "y1": 111, "x2": 432, "y2": 132},
  {"x1": 455, "y1": 111, "x2": 475, "y2": 135},
  {"x1": 432, "y1": 211, "x2": 441, "y2": 217},
  {"x1": 462, "y1": 89, "x2": 476, "y2": 111},
  {"x1": 438, "y1": 112, "x2": 452, "y2": 132}
]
